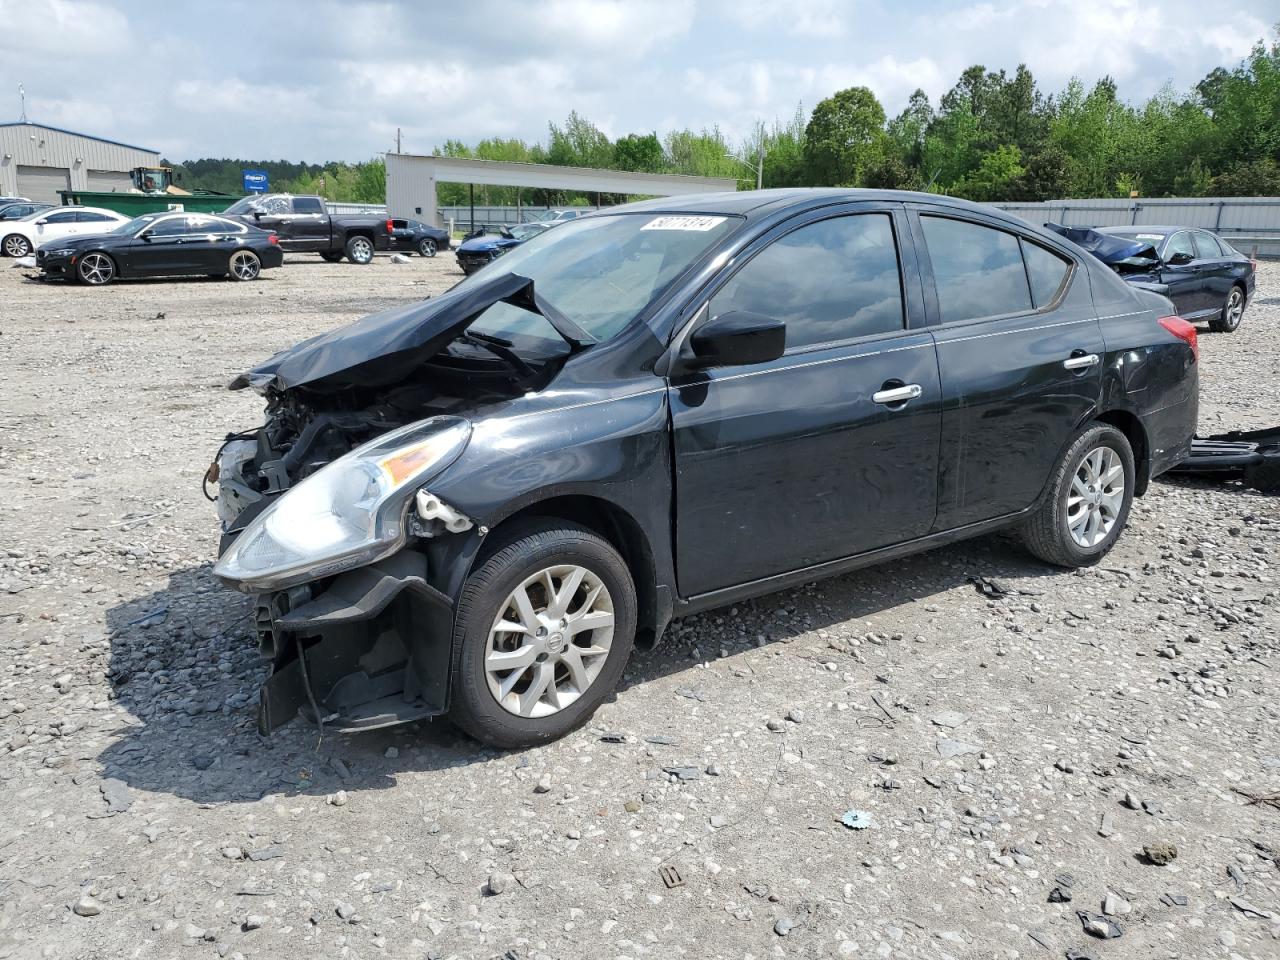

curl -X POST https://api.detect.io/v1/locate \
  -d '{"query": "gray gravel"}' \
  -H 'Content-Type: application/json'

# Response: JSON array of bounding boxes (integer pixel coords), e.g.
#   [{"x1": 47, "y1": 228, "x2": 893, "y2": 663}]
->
[{"x1": 1, "y1": 254, "x2": 1278, "y2": 959}]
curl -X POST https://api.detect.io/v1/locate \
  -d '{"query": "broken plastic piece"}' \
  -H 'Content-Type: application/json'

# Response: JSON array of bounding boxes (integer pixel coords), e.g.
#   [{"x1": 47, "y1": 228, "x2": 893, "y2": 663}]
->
[
  {"x1": 658, "y1": 864, "x2": 685, "y2": 888},
  {"x1": 841, "y1": 809, "x2": 873, "y2": 830},
  {"x1": 415, "y1": 490, "x2": 473, "y2": 534}
]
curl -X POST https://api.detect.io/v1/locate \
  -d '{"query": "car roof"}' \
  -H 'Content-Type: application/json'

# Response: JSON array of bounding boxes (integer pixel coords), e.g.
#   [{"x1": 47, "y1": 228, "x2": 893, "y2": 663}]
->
[{"x1": 1099, "y1": 225, "x2": 1208, "y2": 236}]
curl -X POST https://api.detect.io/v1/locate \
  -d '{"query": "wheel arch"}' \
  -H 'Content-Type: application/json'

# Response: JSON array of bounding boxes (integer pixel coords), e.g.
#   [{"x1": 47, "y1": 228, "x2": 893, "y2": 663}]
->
[
  {"x1": 1094, "y1": 407, "x2": 1150, "y2": 496},
  {"x1": 474, "y1": 494, "x2": 665, "y2": 650}
]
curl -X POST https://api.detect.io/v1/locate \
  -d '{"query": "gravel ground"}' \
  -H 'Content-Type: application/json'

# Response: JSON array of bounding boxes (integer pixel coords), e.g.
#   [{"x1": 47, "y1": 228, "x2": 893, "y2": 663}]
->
[{"x1": 0, "y1": 253, "x2": 1277, "y2": 960}]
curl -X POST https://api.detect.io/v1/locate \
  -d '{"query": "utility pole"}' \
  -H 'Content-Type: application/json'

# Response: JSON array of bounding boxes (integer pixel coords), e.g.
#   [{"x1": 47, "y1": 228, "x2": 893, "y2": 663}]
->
[
  {"x1": 18, "y1": 83, "x2": 27, "y2": 123},
  {"x1": 396, "y1": 127, "x2": 401, "y2": 154}
]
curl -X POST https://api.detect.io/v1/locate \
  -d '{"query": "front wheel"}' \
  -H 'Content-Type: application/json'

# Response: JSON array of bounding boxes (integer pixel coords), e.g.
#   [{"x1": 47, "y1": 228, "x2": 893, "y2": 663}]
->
[
  {"x1": 345, "y1": 235, "x2": 373, "y2": 264},
  {"x1": 77, "y1": 252, "x2": 115, "y2": 285},
  {"x1": 1019, "y1": 424, "x2": 1135, "y2": 567},
  {"x1": 228, "y1": 250, "x2": 261, "y2": 281},
  {"x1": 1209, "y1": 285, "x2": 1245, "y2": 333},
  {"x1": 449, "y1": 522, "x2": 637, "y2": 748},
  {"x1": 3, "y1": 234, "x2": 31, "y2": 258},
  {"x1": 417, "y1": 237, "x2": 437, "y2": 257},
  {"x1": 319, "y1": 251, "x2": 344, "y2": 263}
]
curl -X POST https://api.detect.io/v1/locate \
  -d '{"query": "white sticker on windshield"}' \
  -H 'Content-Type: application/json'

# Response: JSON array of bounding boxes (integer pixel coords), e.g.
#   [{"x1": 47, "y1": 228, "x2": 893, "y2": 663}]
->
[
  {"x1": 641, "y1": 215, "x2": 727, "y2": 231},
  {"x1": 1135, "y1": 233, "x2": 1165, "y2": 241}
]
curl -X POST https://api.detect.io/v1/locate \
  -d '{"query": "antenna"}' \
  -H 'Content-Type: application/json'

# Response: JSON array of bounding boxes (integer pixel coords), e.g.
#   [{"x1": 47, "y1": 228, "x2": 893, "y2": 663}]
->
[{"x1": 19, "y1": 83, "x2": 27, "y2": 122}]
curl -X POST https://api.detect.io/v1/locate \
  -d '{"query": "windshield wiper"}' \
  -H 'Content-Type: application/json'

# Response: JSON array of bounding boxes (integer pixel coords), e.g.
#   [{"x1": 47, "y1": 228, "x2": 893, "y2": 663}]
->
[{"x1": 458, "y1": 331, "x2": 535, "y2": 379}]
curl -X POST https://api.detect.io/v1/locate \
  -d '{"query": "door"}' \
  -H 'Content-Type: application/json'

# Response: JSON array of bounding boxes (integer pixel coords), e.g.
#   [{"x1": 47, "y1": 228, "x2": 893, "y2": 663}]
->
[
  {"x1": 132, "y1": 216, "x2": 198, "y2": 274},
  {"x1": 243, "y1": 196, "x2": 294, "y2": 244},
  {"x1": 15, "y1": 165, "x2": 70, "y2": 204},
  {"x1": 669, "y1": 206, "x2": 942, "y2": 597},
  {"x1": 1157, "y1": 231, "x2": 1211, "y2": 315},
  {"x1": 86, "y1": 170, "x2": 133, "y2": 192},
  {"x1": 1191, "y1": 230, "x2": 1233, "y2": 312},
  {"x1": 913, "y1": 210, "x2": 1105, "y2": 530},
  {"x1": 285, "y1": 196, "x2": 330, "y2": 250},
  {"x1": 32, "y1": 209, "x2": 81, "y2": 245}
]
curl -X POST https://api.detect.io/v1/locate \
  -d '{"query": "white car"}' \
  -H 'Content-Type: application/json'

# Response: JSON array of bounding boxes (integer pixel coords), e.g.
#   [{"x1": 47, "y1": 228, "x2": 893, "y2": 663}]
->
[{"x1": 1, "y1": 206, "x2": 131, "y2": 258}]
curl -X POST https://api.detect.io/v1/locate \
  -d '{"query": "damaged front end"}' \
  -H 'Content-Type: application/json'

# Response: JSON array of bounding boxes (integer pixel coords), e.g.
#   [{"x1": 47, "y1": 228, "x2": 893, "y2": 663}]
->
[
  {"x1": 1044, "y1": 222, "x2": 1162, "y2": 277},
  {"x1": 1167, "y1": 426, "x2": 1280, "y2": 493},
  {"x1": 208, "y1": 272, "x2": 584, "y2": 734}
]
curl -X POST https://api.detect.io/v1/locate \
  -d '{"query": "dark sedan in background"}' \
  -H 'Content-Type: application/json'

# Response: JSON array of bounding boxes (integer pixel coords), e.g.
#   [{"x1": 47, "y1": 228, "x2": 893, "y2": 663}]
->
[
  {"x1": 37, "y1": 212, "x2": 284, "y2": 285},
  {"x1": 388, "y1": 218, "x2": 451, "y2": 257},
  {"x1": 455, "y1": 221, "x2": 552, "y2": 275},
  {"x1": 0, "y1": 201, "x2": 52, "y2": 221},
  {"x1": 1048, "y1": 223, "x2": 1256, "y2": 333}
]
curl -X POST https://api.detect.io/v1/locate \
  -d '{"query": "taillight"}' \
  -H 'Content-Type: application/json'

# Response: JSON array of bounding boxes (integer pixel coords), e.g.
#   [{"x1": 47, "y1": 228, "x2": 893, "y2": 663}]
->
[
  {"x1": 386, "y1": 219, "x2": 394, "y2": 234},
  {"x1": 268, "y1": 234, "x2": 279, "y2": 245},
  {"x1": 1158, "y1": 315, "x2": 1197, "y2": 362}
]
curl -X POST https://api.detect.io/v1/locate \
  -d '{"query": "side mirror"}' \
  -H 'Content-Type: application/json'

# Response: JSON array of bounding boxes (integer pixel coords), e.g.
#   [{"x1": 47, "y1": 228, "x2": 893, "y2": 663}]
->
[
  {"x1": 139, "y1": 231, "x2": 152, "y2": 241},
  {"x1": 252, "y1": 210, "x2": 262, "y2": 220},
  {"x1": 1166, "y1": 251, "x2": 1194, "y2": 266},
  {"x1": 687, "y1": 310, "x2": 786, "y2": 368},
  {"x1": 35, "y1": 218, "x2": 48, "y2": 226}
]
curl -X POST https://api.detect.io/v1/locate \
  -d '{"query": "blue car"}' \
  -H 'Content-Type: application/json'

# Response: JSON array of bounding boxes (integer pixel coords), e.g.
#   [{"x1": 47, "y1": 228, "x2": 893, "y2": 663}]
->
[{"x1": 455, "y1": 222, "x2": 552, "y2": 275}]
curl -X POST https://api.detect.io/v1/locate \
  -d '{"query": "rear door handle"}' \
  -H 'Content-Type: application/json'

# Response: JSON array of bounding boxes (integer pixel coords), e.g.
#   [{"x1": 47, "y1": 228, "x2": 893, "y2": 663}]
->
[
  {"x1": 872, "y1": 383, "x2": 922, "y2": 405},
  {"x1": 1062, "y1": 353, "x2": 1099, "y2": 370}
]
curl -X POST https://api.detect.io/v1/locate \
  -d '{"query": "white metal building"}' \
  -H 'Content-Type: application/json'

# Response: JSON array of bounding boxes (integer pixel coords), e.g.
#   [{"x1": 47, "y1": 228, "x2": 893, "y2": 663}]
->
[
  {"x1": 386, "y1": 153, "x2": 737, "y2": 228},
  {"x1": 0, "y1": 122, "x2": 161, "y2": 203}
]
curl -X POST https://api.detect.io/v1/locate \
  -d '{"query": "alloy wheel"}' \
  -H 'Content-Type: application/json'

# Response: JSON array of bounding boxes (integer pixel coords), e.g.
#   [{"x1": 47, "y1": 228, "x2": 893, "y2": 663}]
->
[
  {"x1": 419, "y1": 238, "x2": 437, "y2": 257},
  {"x1": 1066, "y1": 446, "x2": 1124, "y2": 547},
  {"x1": 78, "y1": 253, "x2": 114, "y2": 285},
  {"x1": 484, "y1": 564, "x2": 615, "y2": 718},
  {"x1": 3, "y1": 235, "x2": 30, "y2": 257},
  {"x1": 349, "y1": 237, "x2": 373, "y2": 263},
  {"x1": 230, "y1": 251, "x2": 260, "y2": 280},
  {"x1": 1225, "y1": 288, "x2": 1244, "y2": 328}
]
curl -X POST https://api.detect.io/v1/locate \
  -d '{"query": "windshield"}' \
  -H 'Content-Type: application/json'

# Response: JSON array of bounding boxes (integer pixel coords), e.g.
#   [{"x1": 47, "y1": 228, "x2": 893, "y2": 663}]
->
[
  {"x1": 109, "y1": 214, "x2": 162, "y2": 236},
  {"x1": 460, "y1": 213, "x2": 741, "y2": 346},
  {"x1": 507, "y1": 223, "x2": 546, "y2": 241}
]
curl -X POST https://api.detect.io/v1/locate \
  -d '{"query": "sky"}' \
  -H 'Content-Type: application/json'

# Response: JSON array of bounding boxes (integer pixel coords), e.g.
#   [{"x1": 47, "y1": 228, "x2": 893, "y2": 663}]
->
[{"x1": 1, "y1": 0, "x2": 1275, "y2": 162}]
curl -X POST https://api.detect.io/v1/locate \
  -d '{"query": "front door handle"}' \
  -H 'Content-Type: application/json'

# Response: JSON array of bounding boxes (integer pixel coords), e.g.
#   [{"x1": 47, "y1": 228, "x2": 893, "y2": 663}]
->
[
  {"x1": 1062, "y1": 353, "x2": 1100, "y2": 370},
  {"x1": 872, "y1": 383, "x2": 922, "y2": 405}
]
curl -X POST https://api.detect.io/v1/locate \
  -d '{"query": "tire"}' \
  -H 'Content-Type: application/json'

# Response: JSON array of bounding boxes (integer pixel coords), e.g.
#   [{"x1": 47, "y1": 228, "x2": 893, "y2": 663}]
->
[
  {"x1": 3, "y1": 234, "x2": 31, "y2": 258},
  {"x1": 449, "y1": 521, "x2": 637, "y2": 748},
  {"x1": 1208, "y1": 284, "x2": 1245, "y2": 333},
  {"x1": 319, "y1": 251, "x2": 344, "y2": 263},
  {"x1": 228, "y1": 250, "x2": 261, "y2": 281},
  {"x1": 1019, "y1": 424, "x2": 1135, "y2": 568},
  {"x1": 76, "y1": 252, "x2": 116, "y2": 285},
  {"x1": 345, "y1": 234, "x2": 374, "y2": 264},
  {"x1": 417, "y1": 237, "x2": 437, "y2": 257}
]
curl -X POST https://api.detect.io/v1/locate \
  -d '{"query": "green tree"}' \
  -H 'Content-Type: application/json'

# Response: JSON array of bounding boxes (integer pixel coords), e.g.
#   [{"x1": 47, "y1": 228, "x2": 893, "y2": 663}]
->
[
  {"x1": 952, "y1": 145, "x2": 1026, "y2": 200},
  {"x1": 613, "y1": 133, "x2": 665, "y2": 172},
  {"x1": 803, "y1": 86, "x2": 887, "y2": 185}
]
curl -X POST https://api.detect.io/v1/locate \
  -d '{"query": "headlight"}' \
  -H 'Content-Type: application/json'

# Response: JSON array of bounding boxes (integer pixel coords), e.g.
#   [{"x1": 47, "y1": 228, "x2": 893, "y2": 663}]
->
[
  {"x1": 46, "y1": 248, "x2": 77, "y2": 257},
  {"x1": 214, "y1": 417, "x2": 470, "y2": 592}
]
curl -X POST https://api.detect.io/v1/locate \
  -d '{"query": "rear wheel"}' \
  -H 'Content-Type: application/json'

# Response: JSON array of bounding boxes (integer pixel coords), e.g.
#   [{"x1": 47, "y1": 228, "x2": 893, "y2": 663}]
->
[
  {"x1": 1209, "y1": 285, "x2": 1245, "y2": 333},
  {"x1": 228, "y1": 250, "x2": 261, "y2": 281},
  {"x1": 77, "y1": 252, "x2": 115, "y2": 285},
  {"x1": 417, "y1": 237, "x2": 437, "y2": 257},
  {"x1": 3, "y1": 234, "x2": 31, "y2": 258},
  {"x1": 319, "y1": 251, "x2": 344, "y2": 263},
  {"x1": 345, "y1": 235, "x2": 374, "y2": 264},
  {"x1": 449, "y1": 521, "x2": 637, "y2": 748},
  {"x1": 1019, "y1": 424, "x2": 1134, "y2": 567}
]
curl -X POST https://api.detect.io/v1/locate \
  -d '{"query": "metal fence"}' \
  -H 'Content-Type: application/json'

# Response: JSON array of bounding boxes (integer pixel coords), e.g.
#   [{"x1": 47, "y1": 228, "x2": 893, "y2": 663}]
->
[
  {"x1": 991, "y1": 196, "x2": 1280, "y2": 258},
  {"x1": 327, "y1": 201, "x2": 388, "y2": 216},
  {"x1": 438, "y1": 204, "x2": 601, "y2": 231}
]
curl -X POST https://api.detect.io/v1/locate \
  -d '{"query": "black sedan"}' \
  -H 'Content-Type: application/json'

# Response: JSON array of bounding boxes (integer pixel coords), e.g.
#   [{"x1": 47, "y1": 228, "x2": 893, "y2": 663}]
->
[
  {"x1": 388, "y1": 218, "x2": 451, "y2": 257},
  {"x1": 211, "y1": 189, "x2": 1199, "y2": 748},
  {"x1": 0, "y1": 201, "x2": 53, "y2": 221},
  {"x1": 36, "y1": 212, "x2": 284, "y2": 285},
  {"x1": 1049, "y1": 224, "x2": 1256, "y2": 333}
]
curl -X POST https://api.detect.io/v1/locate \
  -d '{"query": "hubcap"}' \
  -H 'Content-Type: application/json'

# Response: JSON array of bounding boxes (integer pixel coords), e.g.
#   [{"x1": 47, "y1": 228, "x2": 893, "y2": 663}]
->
[
  {"x1": 1067, "y1": 446, "x2": 1124, "y2": 548},
  {"x1": 4, "y1": 236, "x2": 29, "y2": 257},
  {"x1": 231, "y1": 252, "x2": 259, "y2": 280},
  {"x1": 80, "y1": 253, "x2": 112, "y2": 284},
  {"x1": 484, "y1": 564, "x2": 614, "y2": 718}
]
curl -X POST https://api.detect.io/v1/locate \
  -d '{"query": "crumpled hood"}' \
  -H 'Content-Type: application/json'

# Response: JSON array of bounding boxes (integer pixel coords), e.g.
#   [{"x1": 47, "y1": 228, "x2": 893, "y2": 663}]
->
[
  {"x1": 229, "y1": 271, "x2": 547, "y2": 396},
  {"x1": 1044, "y1": 222, "x2": 1159, "y2": 265},
  {"x1": 459, "y1": 235, "x2": 518, "y2": 253}
]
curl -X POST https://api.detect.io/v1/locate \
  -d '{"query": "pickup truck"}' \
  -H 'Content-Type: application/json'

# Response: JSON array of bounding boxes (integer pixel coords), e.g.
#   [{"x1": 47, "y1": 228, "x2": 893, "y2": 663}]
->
[{"x1": 221, "y1": 194, "x2": 393, "y2": 264}]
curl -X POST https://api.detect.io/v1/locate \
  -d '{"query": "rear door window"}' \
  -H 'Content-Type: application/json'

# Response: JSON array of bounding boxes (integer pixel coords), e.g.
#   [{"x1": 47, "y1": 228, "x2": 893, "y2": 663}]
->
[
  {"x1": 921, "y1": 216, "x2": 1032, "y2": 323},
  {"x1": 1164, "y1": 232, "x2": 1196, "y2": 261},
  {"x1": 1193, "y1": 231, "x2": 1223, "y2": 258},
  {"x1": 1022, "y1": 240, "x2": 1072, "y2": 308},
  {"x1": 709, "y1": 212, "x2": 904, "y2": 351}
]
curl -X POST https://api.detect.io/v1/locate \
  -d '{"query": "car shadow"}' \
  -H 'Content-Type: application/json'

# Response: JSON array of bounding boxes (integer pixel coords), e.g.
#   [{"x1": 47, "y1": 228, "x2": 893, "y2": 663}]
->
[{"x1": 96, "y1": 531, "x2": 1066, "y2": 805}]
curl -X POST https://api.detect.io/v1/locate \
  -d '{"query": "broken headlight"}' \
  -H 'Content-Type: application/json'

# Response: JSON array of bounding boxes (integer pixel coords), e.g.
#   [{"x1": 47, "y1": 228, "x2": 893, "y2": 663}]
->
[{"x1": 213, "y1": 417, "x2": 471, "y2": 592}]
